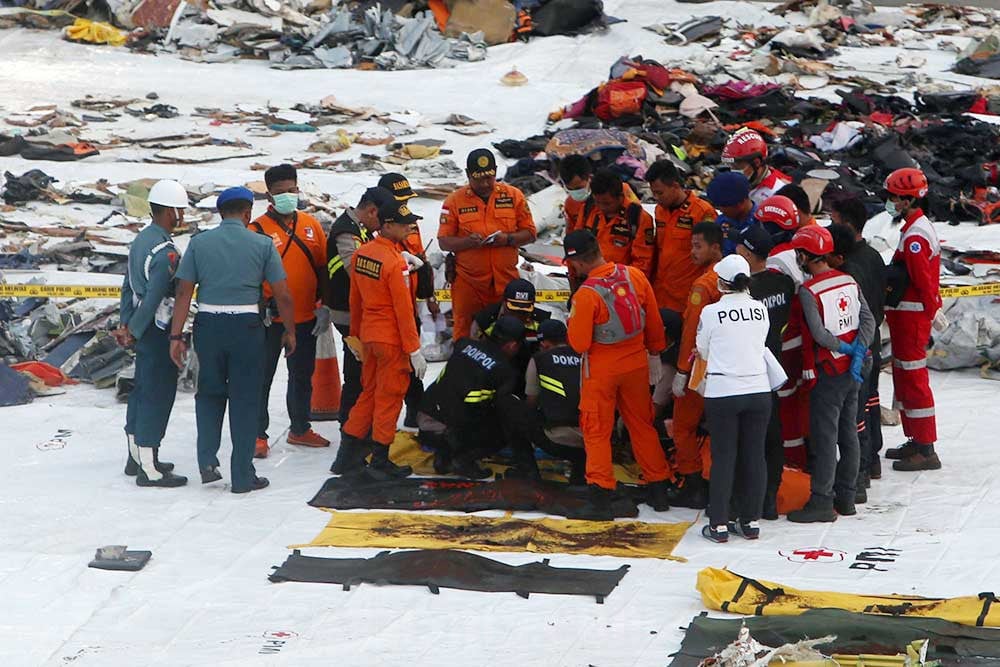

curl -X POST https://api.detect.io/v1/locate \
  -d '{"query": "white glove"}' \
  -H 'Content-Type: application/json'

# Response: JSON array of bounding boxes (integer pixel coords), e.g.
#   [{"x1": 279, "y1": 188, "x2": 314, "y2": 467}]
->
[
  {"x1": 409, "y1": 350, "x2": 427, "y2": 380},
  {"x1": 401, "y1": 251, "x2": 424, "y2": 274},
  {"x1": 648, "y1": 354, "x2": 663, "y2": 386},
  {"x1": 672, "y1": 372, "x2": 689, "y2": 398},
  {"x1": 932, "y1": 308, "x2": 949, "y2": 333},
  {"x1": 311, "y1": 305, "x2": 333, "y2": 337}
]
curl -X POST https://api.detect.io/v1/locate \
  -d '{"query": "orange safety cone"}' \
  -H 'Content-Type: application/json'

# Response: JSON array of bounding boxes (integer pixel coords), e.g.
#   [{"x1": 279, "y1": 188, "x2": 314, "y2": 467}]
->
[{"x1": 310, "y1": 324, "x2": 341, "y2": 421}]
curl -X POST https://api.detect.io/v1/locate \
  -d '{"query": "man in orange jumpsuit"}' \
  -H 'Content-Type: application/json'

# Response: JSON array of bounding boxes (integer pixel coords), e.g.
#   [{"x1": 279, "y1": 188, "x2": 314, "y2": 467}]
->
[
  {"x1": 252, "y1": 164, "x2": 330, "y2": 458},
  {"x1": 641, "y1": 160, "x2": 718, "y2": 312},
  {"x1": 438, "y1": 149, "x2": 537, "y2": 340},
  {"x1": 558, "y1": 154, "x2": 594, "y2": 234},
  {"x1": 564, "y1": 229, "x2": 672, "y2": 516},
  {"x1": 337, "y1": 200, "x2": 428, "y2": 479},
  {"x1": 669, "y1": 221, "x2": 724, "y2": 508},
  {"x1": 378, "y1": 172, "x2": 431, "y2": 427},
  {"x1": 570, "y1": 170, "x2": 650, "y2": 269}
]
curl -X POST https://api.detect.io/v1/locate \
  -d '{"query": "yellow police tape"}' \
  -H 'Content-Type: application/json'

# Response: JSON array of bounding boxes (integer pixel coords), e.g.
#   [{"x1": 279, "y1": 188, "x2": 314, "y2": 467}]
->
[{"x1": 2, "y1": 283, "x2": 998, "y2": 302}]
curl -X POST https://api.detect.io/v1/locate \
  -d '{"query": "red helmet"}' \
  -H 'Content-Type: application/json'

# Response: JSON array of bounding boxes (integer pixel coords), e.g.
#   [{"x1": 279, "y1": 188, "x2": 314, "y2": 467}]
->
[
  {"x1": 755, "y1": 195, "x2": 798, "y2": 230},
  {"x1": 884, "y1": 168, "x2": 928, "y2": 198},
  {"x1": 722, "y1": 129, "x2": 768, "y2": 164},
  {"x1": 791, "y1": 225, "x2": 833, "y2": 256}
]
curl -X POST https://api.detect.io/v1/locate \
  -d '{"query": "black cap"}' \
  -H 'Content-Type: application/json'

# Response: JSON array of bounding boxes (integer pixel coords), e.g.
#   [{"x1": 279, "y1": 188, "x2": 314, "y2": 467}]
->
[
  {"x1": 503, "y1": 278, "x2": 536, "y2": 312},
  {"x1": 377, "y1": 172, "x2": 416, "y2": 201},
  {"x1": 359, "y1": 186, "x2": 396, "y2": 210},
  {"x1": 378, "y1": 200, "x2": 421, "y2": 226},
  {"x1": 729, "y1": 223, "x2": 774, "y2": 259},
  {"x1": 490, "y1": 315, "x2": 525, "y2": 343},
  {"x1": 537, "y1": 319, "x2": 567, "y2": 342},
  {"x1": 563, "y1": 229, "x2": 599, "y2": 259},
  {"x1": 467, "y1": 148, "x2": 497, "y2": 178}
]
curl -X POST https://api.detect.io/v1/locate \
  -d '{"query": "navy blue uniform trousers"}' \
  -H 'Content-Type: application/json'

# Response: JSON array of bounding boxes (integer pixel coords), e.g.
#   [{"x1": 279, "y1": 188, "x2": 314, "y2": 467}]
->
[{"x1": 194, "y1": 312, "x2": 264, "y2": 491}]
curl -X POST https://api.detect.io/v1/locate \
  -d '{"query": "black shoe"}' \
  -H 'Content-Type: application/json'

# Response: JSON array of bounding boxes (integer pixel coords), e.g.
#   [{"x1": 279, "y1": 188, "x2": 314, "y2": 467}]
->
[
  {"x1": 668, "y1": 473, "x2": 708, "y2": 509},
  {"x1": 855, "y1": 483, "x2": 868, "y2": 505},
  {"x1": 702, "y1": 524, "x2": 728, "y2": 543},
  {"x1": 762, "y1": 493, "x2": 778, "y2": 521},
  {"x1": 403, "y1": 409, "x2": 418, "y2": 429},
  {"x1": 452, "y1": 457, "x2": 492, "y2": 480},
  {"x1": 885, "y1": 441, "x2": 917, "y2": 460},
  {"x1": 330, "y1": 435, "x2": 371, "y2": 475},
  {"x1": 136, "y1": 469, "x2": 187, "y2": 487},
  {"x1": 232, "y1": 476, "x2": 269, "y2": 494},
  {"x1": 432, "y1": 447, "x2": 452, "y2": 475},
  {"x1": 200, "y1": 466, "x2": 222, "y2": 484},
  {"x1": 579, "y1": 484, "x2": 615, "y2": 521},
  {"x1": 366, "y1": 442, "x2": 412, "y2": 480},
  {"x1": 869, "y1": 456, "x2": 882, "y2": 480},
  {"x1": 835, "y1": 496, "x2": 857, "y2": 516},
  {"x1": 893, "y1": 452, "x2": 942, "y2": 471},
  {"x1": 568, "y1": 461, "x2": 587, "y2": 486},
  {"x1": 125, "y1": 447, "x2": 174, "y2": 476},
  {"x1": 645, "y1": 480, "x2": 671, "y2": 512},
  {"x1": 728, "y1": 519, "x2": 760, "y2": 540},
  {"x1": 787, "y1": 496, "x2": 837, "y2": 523}
]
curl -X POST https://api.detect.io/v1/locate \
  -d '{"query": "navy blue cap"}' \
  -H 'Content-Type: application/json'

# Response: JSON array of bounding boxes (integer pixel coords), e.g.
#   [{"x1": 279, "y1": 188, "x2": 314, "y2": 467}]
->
[
  {"x1": 730, "y1": 223, "x2": 774, "y2": 258},
  {"x1": 216, "y1": 186, "x2": 255, "y2": 210},
  {"x1": 537, "y1": 319, "x2": 567, "y2": 342},
  {"x1": 706, "y1": 172, "x2": 751, "y2": 208},
  {"x1": 360, "y1": 186, "x2": 396, "y2": 210},
  {"x1": 490, "y1": 315, "x2": 525, "y2": 343},
  {"x1": 503, "y1": 278, "x2": 536, "y2": 312},
  {"x1": 563, "y1": 229, "x2": 599, "y2": 259}
]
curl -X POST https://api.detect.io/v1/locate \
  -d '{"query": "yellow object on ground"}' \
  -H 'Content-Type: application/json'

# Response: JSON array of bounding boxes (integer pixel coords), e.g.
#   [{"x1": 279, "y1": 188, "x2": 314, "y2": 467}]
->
[
  {"x1": 389, "y1": 431, "x2": 645, "y2": 483},
  {"x1": 295, "y1": 510, "x2": 690, "y2": 560},
  {"x1": 64, "y1": 18, "x2": 126, "y2": 46},
  {"x1": 697, "y1": 568, "x2": 1000, "y2": 627}
]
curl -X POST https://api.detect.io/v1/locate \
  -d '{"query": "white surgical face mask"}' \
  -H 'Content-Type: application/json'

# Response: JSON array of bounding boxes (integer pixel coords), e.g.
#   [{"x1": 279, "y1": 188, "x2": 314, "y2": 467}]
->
[
  {"x1": 567, "y1": 187, "x2": 590, "y2": 202},
  {"x1": 884, "y1": 200, "x2": 899, "y2": 219}
]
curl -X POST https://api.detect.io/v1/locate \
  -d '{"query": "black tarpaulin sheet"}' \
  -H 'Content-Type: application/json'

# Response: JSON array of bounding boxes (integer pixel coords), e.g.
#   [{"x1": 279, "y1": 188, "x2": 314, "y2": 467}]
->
[
  {"x1": 308, "y1": 474, "x2": 640, "y2": 519},
  {"x1": 669, "y1": 610, "x2": 1000, "y2": 667},
  {"x1": 269, "y1": 549, "x2": 629, "y2": 603}
]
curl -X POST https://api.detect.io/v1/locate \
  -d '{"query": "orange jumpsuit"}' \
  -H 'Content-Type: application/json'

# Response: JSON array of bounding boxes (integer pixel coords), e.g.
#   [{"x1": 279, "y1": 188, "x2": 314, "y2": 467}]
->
[
  {"x1": 673, "y1": 264, "x2": 721, "y2": 478},
  {"x1": 639, "y1": 193, "x2": 716, "y2": 312},
  {"x1": 567, "y1": 262, "x2": 670, "y2": 490},
  {"x1": 439, "y1": 183, "x2": 536, "y2": 340},
  {"x1": 342, "y1": 236, "x2": 421, "y2": 446},
  {"x1": 564, "y1": 196, "x2": 586, "y2": 234}
]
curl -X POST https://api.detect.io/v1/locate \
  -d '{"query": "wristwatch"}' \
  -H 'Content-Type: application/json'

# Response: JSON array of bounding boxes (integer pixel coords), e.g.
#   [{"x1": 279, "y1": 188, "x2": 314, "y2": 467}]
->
[{"x1": 169, "y1": 334, "x2": 184, "y2": 341}]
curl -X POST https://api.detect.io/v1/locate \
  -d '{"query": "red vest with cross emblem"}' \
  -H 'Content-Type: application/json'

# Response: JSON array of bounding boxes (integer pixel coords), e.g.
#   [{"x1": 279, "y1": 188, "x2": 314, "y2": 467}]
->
[{"x1": 801, "y1": 269, "x2": 861, "y2": 375}]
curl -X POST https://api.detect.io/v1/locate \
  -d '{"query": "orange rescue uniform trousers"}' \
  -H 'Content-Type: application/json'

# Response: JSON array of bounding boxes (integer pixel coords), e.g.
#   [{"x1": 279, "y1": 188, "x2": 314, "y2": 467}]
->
[
  {"x1": 343, "y1": 342, "x2": 412, "y2": 446},
  {"x1": 451, "y1": 277, "x2": 504, "y2": 342},
  {"x1": 581, "y1": 365, "x2": 670, "y2": 490}
]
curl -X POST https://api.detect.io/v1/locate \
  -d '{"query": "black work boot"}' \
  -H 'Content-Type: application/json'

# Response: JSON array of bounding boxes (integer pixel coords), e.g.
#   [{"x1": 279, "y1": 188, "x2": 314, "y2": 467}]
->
[
  {"x1": 668, "y1": 473, "x2": 708, "y2": 509},
  {"x1": 134, "y1": 447, "x2": 187, "y2": 487},
  {"x1": 835, "y1": 495, "x2": 857, "y2": 516},
  {"x1": 581, "y1": 484, "x2": 615, "y2": 521},
  {"x1": 893, "y1": 444, "x2": 942, "y2": 472},
  {"x1": 366, "y1": 442, "x2": 412, "y2": 480},
  {"x1": 153, "y1": 448, "x2": 175, "y2": 473},
  {"x1": 885, "y1": 440, "x2": 917, "y2": 460},
  {"x1": 855, "y1": 475, "x2": 868, "y2": 504},
  {"x1": 451, "y1": 457, "x2": 492, "y2": 480},
  {"x1": 200, "y1": 466, "x2": 222, "y2": 484},
  {"x1": 645, "y1": 480, "x2": 671, "y2": 512},
  {"x1": 869, "y1": 456, "x2": 882, "y2": 480},
  {"x1": 330, "y1": 434, "x2": 371, "y2": 475},
  {"x1": 568, "y1": 460, "x2": 586, "y2": 487},
  {"x1": 787, "y1": 495, "x2": 837, "y2": 523},
  {"x1": 762, "y1": 492, "x2": 779, "y2": 521}
]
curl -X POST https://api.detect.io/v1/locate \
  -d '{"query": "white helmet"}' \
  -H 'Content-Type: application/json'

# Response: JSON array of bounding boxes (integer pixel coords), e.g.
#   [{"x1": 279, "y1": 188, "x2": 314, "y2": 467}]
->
[{"x1": 147, "y1": 180, "x2": 188, "y2": 209}]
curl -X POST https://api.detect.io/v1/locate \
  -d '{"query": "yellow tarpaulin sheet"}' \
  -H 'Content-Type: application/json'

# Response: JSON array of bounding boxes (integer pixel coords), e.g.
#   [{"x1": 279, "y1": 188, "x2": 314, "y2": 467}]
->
[
  {"x1": 697, "y1": 567, "x2": 1000, "y2": 627},
  {"x1": 295, "y1": 510, "x2": 690, "y2": 560},
  {"x1": 389, "y1": 431, "x2": 646, "y2": 484}
]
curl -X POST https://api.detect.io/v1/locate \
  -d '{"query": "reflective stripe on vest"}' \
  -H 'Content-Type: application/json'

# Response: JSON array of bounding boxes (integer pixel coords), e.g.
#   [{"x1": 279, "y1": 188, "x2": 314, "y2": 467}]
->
[
  {"x1": 538, "y1": 374, "x2": 567, "y2": 397},
  {"x1": 898, "y1": 216, "x2": 940, "y2": 257},
  {"x1": 464, "y1": 389, "x2": 496, "y2": 403}
]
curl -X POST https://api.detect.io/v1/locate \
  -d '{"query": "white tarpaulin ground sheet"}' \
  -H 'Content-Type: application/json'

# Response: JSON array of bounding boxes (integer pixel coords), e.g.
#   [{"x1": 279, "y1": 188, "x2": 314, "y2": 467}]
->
[{"x1": 3, "y1": 1, "x2": 1000, "y2": 665}]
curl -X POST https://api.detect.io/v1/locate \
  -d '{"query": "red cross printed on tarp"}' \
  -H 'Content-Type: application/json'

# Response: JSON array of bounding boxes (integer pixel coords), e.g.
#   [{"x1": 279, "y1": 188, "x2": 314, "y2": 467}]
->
[
  {"x1": 778, "y1": 547, "x2": 846, "y2": 563},
  {"x1": 795, "y1": 549, "x2": 834, "y2": 560}
]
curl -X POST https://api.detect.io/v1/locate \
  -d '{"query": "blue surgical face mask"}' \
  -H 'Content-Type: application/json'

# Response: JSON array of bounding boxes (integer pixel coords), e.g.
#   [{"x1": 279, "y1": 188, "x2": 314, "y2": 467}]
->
[
  {"x1": 567, "y1": 187, "x2": 590, "y2": 202},
  {"x1": 272, "y1": 192, "x2": 299, "y2": 215}
]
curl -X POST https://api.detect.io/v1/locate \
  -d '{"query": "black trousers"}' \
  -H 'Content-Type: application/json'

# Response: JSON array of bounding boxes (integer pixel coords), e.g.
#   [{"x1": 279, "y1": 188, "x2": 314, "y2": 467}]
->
[
  {"x1": 704, "y1": 392, "x2": 771, "y2": 527},
  {"x1": 765, "y1": 392, "x2": 783, "y2": 497},
  {"x1": 258, "y1": 320, "x2": 316, "y2": 438},
  {"x1": 858, "y1": 343, "x2": 883, "y2": 471},
  {"x1": 335, "y1": 323, "x2": 362, "y2": 431}
]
